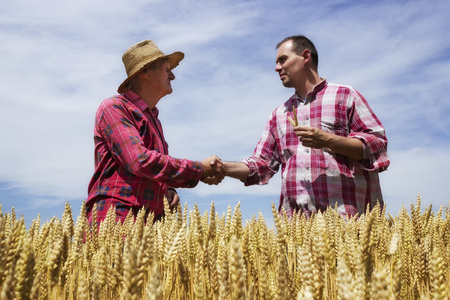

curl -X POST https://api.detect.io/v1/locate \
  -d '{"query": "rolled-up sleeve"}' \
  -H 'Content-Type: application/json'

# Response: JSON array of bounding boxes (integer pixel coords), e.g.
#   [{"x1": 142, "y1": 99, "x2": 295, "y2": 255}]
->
[
  {"x1": 243, "y1": 118, "x2": 281, "y2": 186},
  {"x1": 97, "y1": 99, "x2": 203, "y2": 186},
  {"x1": 348, "y1": 92, "x2": 390, "y2": 172}
]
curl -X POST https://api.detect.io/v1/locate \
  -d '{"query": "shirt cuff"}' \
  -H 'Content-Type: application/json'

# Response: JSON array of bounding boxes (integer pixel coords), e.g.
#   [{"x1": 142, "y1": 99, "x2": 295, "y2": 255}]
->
[
  {"x1": 241, "y1": 158, "x2": 259, "y2": 185},
  {"x1": 185, "y1": 160, "x2": 203, "y2": 188}
]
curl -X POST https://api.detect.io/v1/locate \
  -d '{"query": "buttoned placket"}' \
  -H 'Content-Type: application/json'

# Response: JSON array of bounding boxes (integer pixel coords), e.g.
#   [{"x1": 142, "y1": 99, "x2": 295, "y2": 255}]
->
[
  {"x1": 296, "y1": 98, "x2": 312, "y2": 166},
  {"x1": 297, "y1": 97, "x2": 312, "y2": 193},
  {"x1": 146, "y1": 108, "x2": 168, "y2": 155}
]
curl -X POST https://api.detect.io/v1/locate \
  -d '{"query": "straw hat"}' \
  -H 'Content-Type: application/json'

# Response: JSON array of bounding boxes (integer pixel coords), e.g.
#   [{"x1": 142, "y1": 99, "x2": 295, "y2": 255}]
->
[{"x1": 117, "y1": 40, "x2": 184, "y2": 94}]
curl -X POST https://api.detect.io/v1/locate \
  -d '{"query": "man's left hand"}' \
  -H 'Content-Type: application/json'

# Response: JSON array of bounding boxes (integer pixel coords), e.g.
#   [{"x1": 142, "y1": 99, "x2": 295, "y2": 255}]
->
[
  {"x1": 167, "y1": 188, "x2": 180, "y2": 208},
  {"x1": 294, "y1": 125, "x2": 364, "y2": 160},
  {"x1": 293, "y1": 126, "x2": 331, "y2": 149}
]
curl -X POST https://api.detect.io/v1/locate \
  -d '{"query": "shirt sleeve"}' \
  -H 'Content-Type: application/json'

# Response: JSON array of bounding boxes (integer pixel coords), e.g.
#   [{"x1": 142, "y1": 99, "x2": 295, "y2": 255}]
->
[
  {"x1": 347, "y1": 91, "x2": 390, "y2": 172},
  {"x1": 243, "y1": 114, "x2": 281, "y2": 185},
  {"x1": 96, "y1": 99, "x2": 203, "y2": 188}
]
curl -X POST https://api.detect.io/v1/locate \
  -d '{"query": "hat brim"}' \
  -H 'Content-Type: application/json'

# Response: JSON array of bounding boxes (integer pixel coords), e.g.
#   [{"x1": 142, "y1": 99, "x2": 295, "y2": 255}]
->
[{"x1": 117, "y1": 51, "x2": 184, "y2": 94}]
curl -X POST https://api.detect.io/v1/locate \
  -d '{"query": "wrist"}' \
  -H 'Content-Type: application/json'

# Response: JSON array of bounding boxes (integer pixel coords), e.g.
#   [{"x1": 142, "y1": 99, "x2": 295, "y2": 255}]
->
[
  {"x1": 324, "y1": 133, "x2": 336, "y2": 152},
  {"x1": 223, "y1": 161, "x2": 249, "y2": 181}
]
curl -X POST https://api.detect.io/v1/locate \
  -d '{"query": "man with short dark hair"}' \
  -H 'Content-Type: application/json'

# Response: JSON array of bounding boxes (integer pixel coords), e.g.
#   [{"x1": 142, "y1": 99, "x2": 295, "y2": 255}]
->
[
  {"x1": 86, "y1": 40, "x2": 225, "y2": 225},
  {"x1": 222, "y1": 35, "x2": 390, "y2": 218}
]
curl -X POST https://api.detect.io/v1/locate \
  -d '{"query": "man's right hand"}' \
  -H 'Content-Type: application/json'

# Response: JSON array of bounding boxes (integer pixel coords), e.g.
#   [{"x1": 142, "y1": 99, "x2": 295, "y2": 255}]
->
[{"x1": 201, "y1": 156, "x2": 226, "y2": 185}]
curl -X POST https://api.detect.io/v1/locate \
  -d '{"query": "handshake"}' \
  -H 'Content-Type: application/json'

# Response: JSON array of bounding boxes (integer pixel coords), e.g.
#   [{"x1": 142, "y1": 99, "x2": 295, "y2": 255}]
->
[{"x1": 200, "y1": 156, "x2": 228, "y2": 185}]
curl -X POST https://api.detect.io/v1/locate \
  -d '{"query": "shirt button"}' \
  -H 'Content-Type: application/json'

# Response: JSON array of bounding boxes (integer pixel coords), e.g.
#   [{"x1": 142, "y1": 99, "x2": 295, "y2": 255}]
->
[
  {"x1": 305, "y1": 149, "x2": 310, "y2": 153},
  {"x1": 306, "y1": 166, "x2": 310, "y2": 170}
]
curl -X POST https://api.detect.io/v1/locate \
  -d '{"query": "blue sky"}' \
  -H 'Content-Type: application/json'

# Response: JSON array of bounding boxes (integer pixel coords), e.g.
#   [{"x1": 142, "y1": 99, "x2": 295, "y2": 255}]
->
[{"x1": 1, "y1": 0, "x2": 449, "y2": 227}]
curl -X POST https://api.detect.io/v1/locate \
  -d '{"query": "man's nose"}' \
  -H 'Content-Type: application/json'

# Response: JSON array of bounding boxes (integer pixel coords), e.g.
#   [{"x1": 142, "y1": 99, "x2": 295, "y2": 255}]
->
[{"x1": 275, "y1": 64, "x2": 282, "y2": 73}]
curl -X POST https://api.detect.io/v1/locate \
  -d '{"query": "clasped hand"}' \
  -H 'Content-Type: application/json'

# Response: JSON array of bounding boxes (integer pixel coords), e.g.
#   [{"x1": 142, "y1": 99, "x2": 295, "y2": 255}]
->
[{"x1": 200, "y1": 156, "x2": 227, "y2": 185}]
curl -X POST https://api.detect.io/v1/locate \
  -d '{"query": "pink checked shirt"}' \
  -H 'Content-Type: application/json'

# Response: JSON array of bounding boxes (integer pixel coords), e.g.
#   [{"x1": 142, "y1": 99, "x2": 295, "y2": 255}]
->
[
  {"x1": 86, "y1": 90, "x2": 203, "y2": 224},
  {"x1": 243, "y1": 80, "x2": 389, "y2": 217}
]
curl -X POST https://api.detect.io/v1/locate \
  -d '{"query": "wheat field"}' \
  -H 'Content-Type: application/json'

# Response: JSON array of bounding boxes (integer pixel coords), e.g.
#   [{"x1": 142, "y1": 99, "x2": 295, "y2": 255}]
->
[{"x1": 0, "y1": 196, "x2": 449, "y2": 299}]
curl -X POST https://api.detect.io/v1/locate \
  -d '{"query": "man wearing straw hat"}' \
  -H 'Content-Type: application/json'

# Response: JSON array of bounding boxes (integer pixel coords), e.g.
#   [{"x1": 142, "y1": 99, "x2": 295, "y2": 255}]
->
[{"x1": 86, "y1": 40, "x2": 225, "y2": 225}]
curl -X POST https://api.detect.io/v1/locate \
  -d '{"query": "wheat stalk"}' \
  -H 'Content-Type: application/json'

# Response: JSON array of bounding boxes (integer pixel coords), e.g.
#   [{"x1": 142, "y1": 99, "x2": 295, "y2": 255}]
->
[{"x1": 0, "y1": 197, "x2": 449, "y2": 299}]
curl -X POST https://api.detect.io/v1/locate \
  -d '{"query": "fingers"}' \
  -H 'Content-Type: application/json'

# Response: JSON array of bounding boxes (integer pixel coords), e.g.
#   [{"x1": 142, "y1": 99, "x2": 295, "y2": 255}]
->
[
  {"x1": 201, "y1": 175, "x2": 223, "y2": 185},
  {"x1": 203, "y1": 168, "x2": 225, "y2": 184},
  {"x1": 201, "y1": 156, "x2": 227, "y2": 185},
  {"x1": 209, "y1": 156, "x2": 224, "y2": 168},
  {"x1": 169, "y1": 194, "x2": 180, "y2": 207},
  {"x1": 293, "y1": 127, "x2": 331, "y2": 149},
  {"x1": 292, "y1": 125, "x2": 310, "y2": 135},
  {"x1": 167, "y1": 189, "x2": 180, "y2": 208},
  {"x1": 293, "y1": 126, "x2": 313, "y2": 145},
  {"x1": 166, "y1": 190, "x2": 180, "y2": 213}
]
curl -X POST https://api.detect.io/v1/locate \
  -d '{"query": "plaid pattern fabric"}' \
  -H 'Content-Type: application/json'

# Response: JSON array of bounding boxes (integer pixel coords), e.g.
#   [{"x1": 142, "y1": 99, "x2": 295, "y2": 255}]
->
[
  {"x1": 243, "y1": 80, "x2": 390, "y2": 218},
  {"x1": 86, "y1": 90, "x2": 203, "y2": 225}
]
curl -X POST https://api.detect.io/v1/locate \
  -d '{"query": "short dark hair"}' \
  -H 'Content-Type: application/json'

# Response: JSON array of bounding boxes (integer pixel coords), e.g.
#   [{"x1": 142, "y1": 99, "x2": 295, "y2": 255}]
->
[{"x1": 276, "y1": 35, "x2": 319, "y2": 71}]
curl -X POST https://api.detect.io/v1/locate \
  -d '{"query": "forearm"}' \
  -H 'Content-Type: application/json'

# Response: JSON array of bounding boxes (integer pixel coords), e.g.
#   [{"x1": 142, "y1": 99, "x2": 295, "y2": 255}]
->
[
  {"x1": 223, "y1": 161, "x2": 250, "y2": 181},
  {"x1": 327, "y1": 134, "x2": 363, "y2": 160},
  {"x1": 294, "y1": 126, "x2": 364, "y2": 160}
]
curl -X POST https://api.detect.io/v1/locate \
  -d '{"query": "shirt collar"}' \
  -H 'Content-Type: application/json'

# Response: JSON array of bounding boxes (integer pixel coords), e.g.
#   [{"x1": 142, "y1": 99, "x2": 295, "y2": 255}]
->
[
  {"x1": 122, "y1": 90, "x2": 159, "y2": 117},
  {"x1": 294, "y1": 78, "x2": 328, "y2": 102}
]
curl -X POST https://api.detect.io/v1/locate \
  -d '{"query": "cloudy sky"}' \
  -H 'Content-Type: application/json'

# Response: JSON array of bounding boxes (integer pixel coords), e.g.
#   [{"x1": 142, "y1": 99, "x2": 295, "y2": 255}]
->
[{"x1": 1, "y1": 0, "x2": 449, "y2": 227}]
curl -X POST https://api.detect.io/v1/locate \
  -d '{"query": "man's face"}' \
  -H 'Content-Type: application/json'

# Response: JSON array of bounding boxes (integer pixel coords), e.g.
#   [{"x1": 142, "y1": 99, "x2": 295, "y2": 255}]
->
[
  {"x1": 275, "y1": 41, "x2": 305, "y2": 88},
  {"x1": 145, "y1": 59, "x2": 175, "y2": 97}
]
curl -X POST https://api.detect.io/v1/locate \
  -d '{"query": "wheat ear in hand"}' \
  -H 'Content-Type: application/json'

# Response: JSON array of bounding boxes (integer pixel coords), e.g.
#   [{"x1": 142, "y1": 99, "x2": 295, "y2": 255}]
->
[{"x1": 287, "y1": 105, "x2": 298, "y2": 126}]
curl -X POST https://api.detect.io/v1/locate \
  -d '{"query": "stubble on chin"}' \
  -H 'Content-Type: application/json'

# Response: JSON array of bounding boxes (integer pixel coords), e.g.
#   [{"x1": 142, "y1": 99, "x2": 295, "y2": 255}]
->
[{"x1": 281, "y1": 79, "x2": 293, "y2": 88}]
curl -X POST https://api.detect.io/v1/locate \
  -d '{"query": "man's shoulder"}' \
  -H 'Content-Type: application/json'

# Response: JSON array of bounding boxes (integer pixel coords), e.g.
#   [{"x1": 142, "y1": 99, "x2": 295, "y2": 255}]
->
[
  {"x1": 97, "y1": 94, "x2": 134, "y2": 111},
  {"x1": 319, "y1": 83, "x2": 367, "y2": 106},
  {"x1": 100, "y1": 94, "x2": 127, "y2": 106},
  {"x1": 323, "y1": 82, "x2": 358, "y2": 94},
  {"x1": 94, "y1": 95, "x2": 137, "y2": 121}
]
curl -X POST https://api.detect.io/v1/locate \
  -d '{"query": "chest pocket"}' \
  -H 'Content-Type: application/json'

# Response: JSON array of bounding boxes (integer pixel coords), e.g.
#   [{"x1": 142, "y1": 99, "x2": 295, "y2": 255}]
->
[{"x1": 320, "y1": 119, "x2": 348, "y2": 137}]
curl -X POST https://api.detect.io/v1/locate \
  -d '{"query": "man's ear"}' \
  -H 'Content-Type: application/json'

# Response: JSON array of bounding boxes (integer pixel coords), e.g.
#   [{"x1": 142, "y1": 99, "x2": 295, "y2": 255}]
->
[{"x1": 301, "y1": 49, "x2": 311, "y2": 64}]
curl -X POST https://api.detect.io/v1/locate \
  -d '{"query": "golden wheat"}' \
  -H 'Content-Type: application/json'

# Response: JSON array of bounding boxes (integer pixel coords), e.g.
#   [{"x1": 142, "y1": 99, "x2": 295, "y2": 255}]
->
[{"x1": 0, "y1": 196, "x2": 449, "y2": 299}]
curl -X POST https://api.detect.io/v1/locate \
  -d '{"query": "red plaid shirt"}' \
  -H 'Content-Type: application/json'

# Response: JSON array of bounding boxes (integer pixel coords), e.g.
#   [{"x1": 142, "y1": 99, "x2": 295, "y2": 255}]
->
[
  {"x1": 243, "y1": 80, "x2": 389, "y2": 217},
  {"x1": 86, "y1": 90, "x2": 203, "y2": 224}
]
